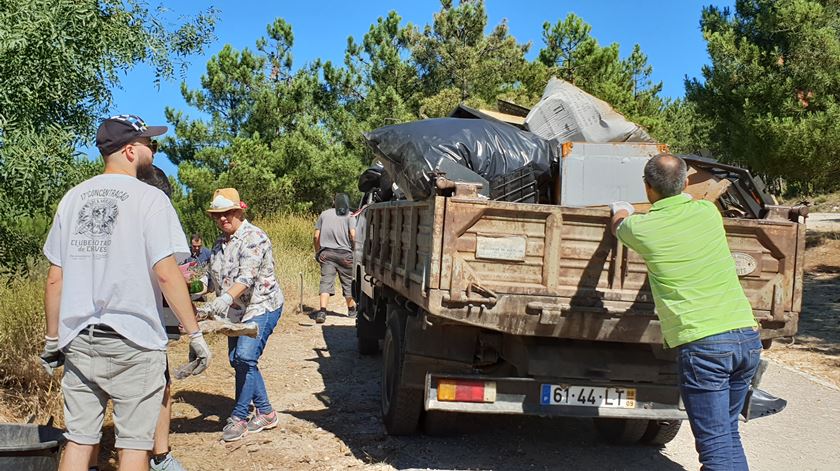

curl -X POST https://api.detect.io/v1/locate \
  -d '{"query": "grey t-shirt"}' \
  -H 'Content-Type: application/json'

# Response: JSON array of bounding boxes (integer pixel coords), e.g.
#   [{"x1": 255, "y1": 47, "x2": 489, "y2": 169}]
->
[{"x1": 315, "y1": 208, "x2": 356, "y2": 252}]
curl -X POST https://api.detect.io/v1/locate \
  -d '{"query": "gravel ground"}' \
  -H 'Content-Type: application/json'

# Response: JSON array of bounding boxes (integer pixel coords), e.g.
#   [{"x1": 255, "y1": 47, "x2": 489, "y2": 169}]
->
[{"x1": 110, "y1": 303, "x2": 839, "y2": 471}]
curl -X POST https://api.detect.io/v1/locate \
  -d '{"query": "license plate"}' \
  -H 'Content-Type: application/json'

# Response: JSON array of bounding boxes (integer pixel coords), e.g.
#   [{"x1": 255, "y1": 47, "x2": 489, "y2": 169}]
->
[{"x1": 540, "y1": 384, "x2": 636, "y2": 408}]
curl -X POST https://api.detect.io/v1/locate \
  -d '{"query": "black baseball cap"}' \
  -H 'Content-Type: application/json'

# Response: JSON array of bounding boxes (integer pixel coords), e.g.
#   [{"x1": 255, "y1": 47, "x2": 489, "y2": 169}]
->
[{"x1": 95, "y1": 114, "x2": 167, "y2": 156}]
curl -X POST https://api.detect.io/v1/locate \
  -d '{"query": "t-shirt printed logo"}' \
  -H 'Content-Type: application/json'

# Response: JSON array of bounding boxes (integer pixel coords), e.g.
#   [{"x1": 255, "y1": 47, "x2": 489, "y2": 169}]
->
[
  {"x1": 76, "y1": 199, "x2": 119, "y2": 238},
  {"x1": 71, "y1": 192, "x2": 122, "y2": 258}
]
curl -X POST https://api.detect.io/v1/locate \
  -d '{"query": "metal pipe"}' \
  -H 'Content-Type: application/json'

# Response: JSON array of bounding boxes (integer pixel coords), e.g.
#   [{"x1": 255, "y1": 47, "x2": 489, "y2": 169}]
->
[{"x1": 299, "y1": 271, "x2": 304, "y2": 314}]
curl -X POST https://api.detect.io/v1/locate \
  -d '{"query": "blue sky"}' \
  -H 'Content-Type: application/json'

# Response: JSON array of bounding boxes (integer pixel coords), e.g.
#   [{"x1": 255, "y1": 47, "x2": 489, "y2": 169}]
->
[{"x1": 96, "y1": 0, "x2": 733, "y2": 176}]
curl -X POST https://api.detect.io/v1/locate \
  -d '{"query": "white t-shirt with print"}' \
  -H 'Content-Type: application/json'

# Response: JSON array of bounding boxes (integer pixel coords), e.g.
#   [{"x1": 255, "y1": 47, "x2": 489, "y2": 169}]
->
[{"x1": 43, "y1": 174, "x2": 189, "y2": 350}]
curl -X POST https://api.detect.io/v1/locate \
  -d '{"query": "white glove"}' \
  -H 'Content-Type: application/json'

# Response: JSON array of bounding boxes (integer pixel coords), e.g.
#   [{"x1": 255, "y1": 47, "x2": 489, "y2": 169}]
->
[
  {"x1": 609, "y1": 201, "x2": 635, "y2": 217},
  {"x1": 39, "y1": 335, "x2": 63, "y2": 376},
  {"x1": 203, "y1": 292, "x2": 234, "y2": 318},
  {"x1": 187, "y1": 332, "x2": 212, "y2": 375}
]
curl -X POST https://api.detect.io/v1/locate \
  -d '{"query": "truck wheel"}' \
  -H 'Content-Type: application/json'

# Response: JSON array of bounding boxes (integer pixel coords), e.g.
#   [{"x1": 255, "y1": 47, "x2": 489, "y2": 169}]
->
[
  {"x1": 593, "y1": 418, "x2": 649, "y2": 444},
  {"x1": 356, "y1": 294, "x2": 379, "y2": 355},
  {"x1": 639, "y1": 420, "x2": 682, "y2": 446},
  {"x1": 381, "y1": 313, "x2": 422, "y2": 435}
]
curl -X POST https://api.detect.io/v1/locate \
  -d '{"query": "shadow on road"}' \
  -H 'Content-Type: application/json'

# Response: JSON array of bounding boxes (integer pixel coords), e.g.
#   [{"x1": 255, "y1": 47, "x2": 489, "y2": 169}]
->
[
  {"x1": 289, "y1": 325, "x2": 686, "y2": 470},
  {"x1": 170, "y1": 390, "x2": 235, "y2": 434}
]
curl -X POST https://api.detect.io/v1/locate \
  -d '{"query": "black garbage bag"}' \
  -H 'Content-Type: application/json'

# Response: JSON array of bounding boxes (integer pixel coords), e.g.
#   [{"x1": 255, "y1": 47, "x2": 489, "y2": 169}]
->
[
  {"x1": 364, "y1": 118, "x2": 557, "y2": 200},
  {"x1": 358, "y1": 161, "x2": 399, "y2": 202},
  {"x1": 358, "y1": 162, "x2": 384, "y2": 193}
]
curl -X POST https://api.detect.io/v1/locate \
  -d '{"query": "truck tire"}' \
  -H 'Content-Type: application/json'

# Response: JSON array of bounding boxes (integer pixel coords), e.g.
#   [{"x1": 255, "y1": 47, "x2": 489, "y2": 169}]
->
[
  {"x1": 593, "y1": 418, "x2": 649, "y2": 445},
  {"x1": 639, "y1": 420, "x2": 682, "y2": 446},
  {"x1": 356, "y1": 294, "x2": 379, "y2": 355},
  {"x1": 381, "y1": 311, "x2": 423, "y2": 435}
]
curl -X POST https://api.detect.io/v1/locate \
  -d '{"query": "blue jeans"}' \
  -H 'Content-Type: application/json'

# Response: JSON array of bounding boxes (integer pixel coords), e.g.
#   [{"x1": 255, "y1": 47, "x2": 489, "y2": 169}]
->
[
  {"x1": 228, "y1": 306, "x2": 282, "y2": 419},
  {"x1": 678, "y1": 327, "x2": 762, "y2": 471}
]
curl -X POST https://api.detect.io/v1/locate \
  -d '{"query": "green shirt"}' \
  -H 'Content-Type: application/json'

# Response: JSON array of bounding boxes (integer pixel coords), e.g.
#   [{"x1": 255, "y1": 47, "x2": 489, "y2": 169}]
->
[{"x1": 616, "y1": 194, "x2": 756, "y2": 347}]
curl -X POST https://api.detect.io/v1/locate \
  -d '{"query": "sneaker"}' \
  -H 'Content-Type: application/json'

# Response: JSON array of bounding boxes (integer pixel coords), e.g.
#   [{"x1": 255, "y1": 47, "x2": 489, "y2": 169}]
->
[
  {"x1": 222, "y1": 417, "x2": 248, "y2": 442},
  {"x1": 347, "y1": 306, "x2": 357, "y2": 318},
  {"x1": 315, "y1": 310, "x2": 326, "y2": 324},
  {"x1": 150, "y1": 453, "x2": 187, "y2": 471},
  {"x1": 247, "y1": 410, "x2": 279, "y2": 433}
]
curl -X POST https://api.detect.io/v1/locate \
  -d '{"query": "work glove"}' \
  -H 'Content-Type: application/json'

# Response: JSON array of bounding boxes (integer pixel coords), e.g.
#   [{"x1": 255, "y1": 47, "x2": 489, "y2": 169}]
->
[
  {"x1": 187, "y1": 332, "x2": 212, "y2": 375},
  {"x1": 39, "y1": 336, "x2": 64, "y2": 376},
  {"x1": 201, "y1": 292, "x2": 234, "y2": 319},
  {"x1": 608, "y1": 201, "x2": 635, "y2": 217}
]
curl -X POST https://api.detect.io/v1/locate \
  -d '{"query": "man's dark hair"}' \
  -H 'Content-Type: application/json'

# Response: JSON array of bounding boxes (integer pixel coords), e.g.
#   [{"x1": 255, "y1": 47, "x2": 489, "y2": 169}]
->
[
  {"x1": 138, "y1": 165, "x2": 172, "y2": 198},
  {"x1": 334, "y1": 193, "x2": 351, "y2": 216},
  {"x1": 643, "y1": 154, "x2": 687, "y2": 198},
  {"x1": 191, "y1": 234, "x2": 202, "y2": 243}
]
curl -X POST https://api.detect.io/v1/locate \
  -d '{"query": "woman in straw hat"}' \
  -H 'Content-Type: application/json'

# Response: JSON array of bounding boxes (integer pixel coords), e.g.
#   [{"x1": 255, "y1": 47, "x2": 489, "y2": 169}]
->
[{"x1": 203, "y1": 188, "x2": 285, "y2": 442}]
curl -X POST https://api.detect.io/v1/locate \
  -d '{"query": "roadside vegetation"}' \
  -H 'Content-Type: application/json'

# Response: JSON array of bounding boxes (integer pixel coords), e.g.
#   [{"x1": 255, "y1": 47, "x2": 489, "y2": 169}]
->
[{"x1": 0, "y1": 213, "x2": 319, "y2": 422}]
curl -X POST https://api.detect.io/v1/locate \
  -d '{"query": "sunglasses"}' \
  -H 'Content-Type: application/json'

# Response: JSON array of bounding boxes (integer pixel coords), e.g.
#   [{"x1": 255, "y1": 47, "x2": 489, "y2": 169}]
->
[
  {"x1": 209, "y1": 209, "x2": 239, "y2": 219},
  {"x1": 132, "y1": 140, "x2": 158, "y2": 153}
]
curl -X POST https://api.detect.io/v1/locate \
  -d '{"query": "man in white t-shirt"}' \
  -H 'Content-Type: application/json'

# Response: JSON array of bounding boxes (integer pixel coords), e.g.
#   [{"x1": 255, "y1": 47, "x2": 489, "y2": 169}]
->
[{"x1": 39, "y1": 114, "x2": 212, "y2": 471}]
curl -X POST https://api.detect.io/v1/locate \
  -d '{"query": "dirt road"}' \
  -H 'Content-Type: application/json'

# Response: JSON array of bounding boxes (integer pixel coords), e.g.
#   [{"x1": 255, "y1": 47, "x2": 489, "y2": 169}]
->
[
  {"x1": 89, "y1": 213, "x2": 840, "y2": 470},
  {"x1": 126, "y1": 300, "x2": 836, "y2": 471}
]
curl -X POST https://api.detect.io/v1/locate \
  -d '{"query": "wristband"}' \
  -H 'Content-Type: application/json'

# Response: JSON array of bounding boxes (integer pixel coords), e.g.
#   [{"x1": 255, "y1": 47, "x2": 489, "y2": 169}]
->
[
  {"x1": 188, "y1": 331, "x2": 204, "y2": 339},
  {"x1": 44, "y1": 335, "x2": 59, "y2": 341}
]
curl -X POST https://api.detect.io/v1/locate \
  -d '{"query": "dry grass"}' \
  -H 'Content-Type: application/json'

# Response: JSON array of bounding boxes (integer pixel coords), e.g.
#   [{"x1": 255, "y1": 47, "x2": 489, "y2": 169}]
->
[
  {"x1": 0, "y1": 213, "x2": 320, "y2": 423},
  {"x1": 780, "y1": 190, "x2": 840, "y2": 212},
  {"x1": 0, "y1": 265, "x2": 63, "y2": 422},
  {"x1": 256, "y1": 213, "x2": 321, "y2": 311}
]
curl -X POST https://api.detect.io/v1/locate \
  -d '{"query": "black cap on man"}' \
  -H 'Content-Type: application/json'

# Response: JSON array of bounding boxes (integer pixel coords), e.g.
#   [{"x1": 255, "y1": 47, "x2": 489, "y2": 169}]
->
[{"x1": 95, "y1": 114, "x2": 167, "y2": 156}]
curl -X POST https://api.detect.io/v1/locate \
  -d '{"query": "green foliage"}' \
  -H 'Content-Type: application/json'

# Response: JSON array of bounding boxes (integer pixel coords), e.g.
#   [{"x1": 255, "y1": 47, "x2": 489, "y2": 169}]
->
[
  {"x1": 0, "y1": 0, "x2": 217, "y2": 136},
  {"x1": 0, "y1": 128, "x2": 100, "y2": 273},
  {"x1": 0, "y1": 0, "x2": 217, "y2": 273},
  {"x1": 538, "y1": 14, "x2": 666, "y2": 135},
  {"x1": 656, "y1": 99, "x2": 715, "y2": 155},
  {"x1": 686, "y1": 0, "x2": 840, "y2": 191},
  {"x1": 405, "y1": 0, "x2": 530, "y2": 115},
  {"x1": 164, "y1": 19, "x2": 364, "y2": 220}
]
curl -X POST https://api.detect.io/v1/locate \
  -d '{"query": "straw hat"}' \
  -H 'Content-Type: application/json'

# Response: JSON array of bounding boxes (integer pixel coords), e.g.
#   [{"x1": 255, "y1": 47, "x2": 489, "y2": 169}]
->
[{"x1": 207, "y1": 188, "x2": 247, "y2": 213}]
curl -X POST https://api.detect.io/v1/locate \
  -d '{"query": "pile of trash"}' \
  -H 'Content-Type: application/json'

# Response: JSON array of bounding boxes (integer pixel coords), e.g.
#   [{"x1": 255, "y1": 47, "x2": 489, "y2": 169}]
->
[
  {"x1": 360, "y1": 77, "x2": 653, "y2": 205},
  {"x1": 359, "y1": 77, "x2": 775, "y2": 217}
]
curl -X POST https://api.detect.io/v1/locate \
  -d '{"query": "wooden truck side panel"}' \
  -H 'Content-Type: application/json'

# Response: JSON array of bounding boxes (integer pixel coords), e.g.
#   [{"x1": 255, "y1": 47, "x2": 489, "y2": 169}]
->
[{"x1": 362, "y1": 196, "x2": 803, "y2": 344}]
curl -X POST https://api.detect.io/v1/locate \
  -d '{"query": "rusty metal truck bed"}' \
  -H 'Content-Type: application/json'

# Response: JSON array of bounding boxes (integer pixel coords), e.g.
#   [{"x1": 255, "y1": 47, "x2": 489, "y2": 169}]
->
[{"x1": 362, "y1": 195, "x2": 804, "y2": 344}]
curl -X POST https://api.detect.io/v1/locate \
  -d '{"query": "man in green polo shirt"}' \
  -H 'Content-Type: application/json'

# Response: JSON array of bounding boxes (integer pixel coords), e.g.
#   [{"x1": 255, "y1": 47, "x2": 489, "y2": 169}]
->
[{"x1": 610, "y1": 153, "x2": 761, "y2": 471}]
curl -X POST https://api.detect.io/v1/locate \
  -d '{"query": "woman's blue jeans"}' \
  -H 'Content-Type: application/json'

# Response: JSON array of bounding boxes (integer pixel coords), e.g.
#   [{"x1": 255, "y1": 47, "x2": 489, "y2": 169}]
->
[
  {"x1": 678, "y1": 327, "x2": 762, "y2": 471},
  {"x1": 227, "y1": 306, "x2": 282, "y2": 419}
]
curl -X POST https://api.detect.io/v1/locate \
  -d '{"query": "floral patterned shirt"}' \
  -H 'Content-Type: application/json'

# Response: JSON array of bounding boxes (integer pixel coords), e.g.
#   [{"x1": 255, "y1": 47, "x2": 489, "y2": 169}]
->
[{"x1": 207, "y1": 220, "x2": 284, "y2": 322}]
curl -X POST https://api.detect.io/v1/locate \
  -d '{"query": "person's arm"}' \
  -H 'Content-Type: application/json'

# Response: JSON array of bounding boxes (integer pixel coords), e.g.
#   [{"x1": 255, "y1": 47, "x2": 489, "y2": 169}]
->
[
  {"x1": 314, "y1": 229, "x2": 321, "y2": 253},
  {"x1": 609, "y1": 202, "x2": 635, "y2": 237},
  {"x1": 40, "y1": 264, "x2": 64, "y2": 375},
  {"x1": 611, "y1": 210, "x2": 629, "y2": 237},
  {"x1": 154, "y1": 255, "x2": 200, "y2": 335},
  {"x1": 44, "y1": 264, "x2": 62, "y2": 338}
]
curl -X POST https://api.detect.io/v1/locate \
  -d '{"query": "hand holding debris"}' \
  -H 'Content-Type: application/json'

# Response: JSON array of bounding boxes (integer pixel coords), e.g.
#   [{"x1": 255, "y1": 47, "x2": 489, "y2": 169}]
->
[
  {"x1": 608, "y1": 201, "x2": 635, "y2": 217},
  {"x1": 39, "y1": 336, "x2": 63, "y2": 376},
  {"x1": 187, "y1": 332, "x2": 212, "y2": 375}
]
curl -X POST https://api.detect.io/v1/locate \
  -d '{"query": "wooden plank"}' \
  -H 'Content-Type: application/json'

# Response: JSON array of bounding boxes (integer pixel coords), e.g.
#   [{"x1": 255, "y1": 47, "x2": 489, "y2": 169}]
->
[{"x1": 405, "y1": 206, "x2": 418, "y2": 289}]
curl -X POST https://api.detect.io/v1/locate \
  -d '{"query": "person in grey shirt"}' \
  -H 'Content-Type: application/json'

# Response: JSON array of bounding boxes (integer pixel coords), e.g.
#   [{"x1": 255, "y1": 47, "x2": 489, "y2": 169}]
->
[{"x1": 313, "y1": 193, "x2": 356, "y2": 324}]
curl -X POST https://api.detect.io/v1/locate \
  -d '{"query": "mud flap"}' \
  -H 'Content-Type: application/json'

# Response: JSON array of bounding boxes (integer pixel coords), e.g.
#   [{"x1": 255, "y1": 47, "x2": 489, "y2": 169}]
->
[
  {"x1": 739, "y1": 359, "x2": 787, "y2": 421},
  {"x1": 740, "y1": 388, "x2": 788, "y2": 421}
]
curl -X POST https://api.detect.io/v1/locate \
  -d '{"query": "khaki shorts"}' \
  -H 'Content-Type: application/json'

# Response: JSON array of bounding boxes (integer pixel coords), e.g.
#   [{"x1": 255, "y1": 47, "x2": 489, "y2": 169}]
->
[{"x1": 62, "y1": 326, "x2": 166, "y2": 450}]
